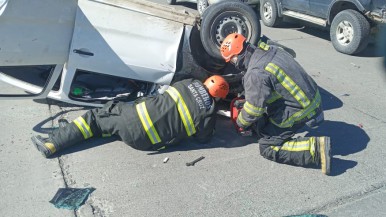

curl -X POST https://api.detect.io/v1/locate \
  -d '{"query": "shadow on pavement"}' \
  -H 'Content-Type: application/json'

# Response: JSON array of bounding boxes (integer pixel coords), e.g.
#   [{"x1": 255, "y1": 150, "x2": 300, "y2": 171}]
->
[
  {"x1": 304, "y1": 120, "x2": 369, "y2": 176},
  {"x1": 32, "y1": 107, "x2": 88, "y2": 134},
  {"x1": 53, "y1": 136, "x2": 120, "y2": 158},
  {"x1": 319, "y1": 87, "x2": 343, "y2": 111},
  {"x1": 148, "y1": 115, "x2": 257, "y2": 155}
]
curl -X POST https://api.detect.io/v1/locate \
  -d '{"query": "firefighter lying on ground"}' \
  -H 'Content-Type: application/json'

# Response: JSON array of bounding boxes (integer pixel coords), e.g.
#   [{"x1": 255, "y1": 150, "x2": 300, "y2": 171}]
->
[
  {"x1": 220, "y1": 33, "x2": 331, "y2": 175},
  {"x1": 31, "y1": 75, "x2": 230, "y2": 158}
]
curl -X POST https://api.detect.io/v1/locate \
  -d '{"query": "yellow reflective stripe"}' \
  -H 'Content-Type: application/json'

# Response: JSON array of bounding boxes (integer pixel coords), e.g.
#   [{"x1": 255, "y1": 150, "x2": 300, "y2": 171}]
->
[
  {"x1": 102, "y1": 134, "x2": 111, "y2": 137},
  {"x1": 265, "y1": 63, "x2": 310, "y2": 108},
  {"x1": 266, "y1": 91, "x2": 282, "y2": 104},
  {"x1": 309, "y1": 137, "x2": 316, "y2": 160},
  {"x1": 166, "y1": 87, "x2": 196, "y2": 136},
  {"x1": 271, "y1": 138, "x2": 316, "y2": 156},
  {"x1": 73, "y1": 117, "x2": 93, "y2": 139},
  {"x1": 244, "y1": 101, "x2": 265, "y2": 117},
  {"x1": 44, "y1": 143, "x2": 56, "y2": 153},
  {"x1": 78, "y1": 117, "x2": 93, "y2": 138},
  {"x1": 136, "y1": 102, "x2": 161, "y2": 144},
  {"x1": 270, "y1": 90, "x2": 321, "y2": 128},
  {"x1": 258, "y1": 40, "x2": 270, "y2": 51},
  {"x1": 237, "y1": 112, "x2": 250, "y2": 127},
  {"x1": 281, "y1": 140, "x2": 311, "y2": 152}
]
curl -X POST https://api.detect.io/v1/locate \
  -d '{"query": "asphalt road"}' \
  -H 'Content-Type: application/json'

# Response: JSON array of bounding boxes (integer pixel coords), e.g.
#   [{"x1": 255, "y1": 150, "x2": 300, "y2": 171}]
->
[{"x1": 1, "y1": 1, "x2": 386, "y2": 217}]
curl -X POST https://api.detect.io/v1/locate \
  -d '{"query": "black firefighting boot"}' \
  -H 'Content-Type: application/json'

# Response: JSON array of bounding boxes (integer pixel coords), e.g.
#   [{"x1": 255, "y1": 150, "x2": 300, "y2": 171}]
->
[
  {"x1": 31, "y1": 119, "x2": 75, "y2": 158},
  {"x1": 31, "y1": 117, "x2": 91, "y2": 158},
  {"x1": 315, "y1": 136, "x2": 331, "y2": 175},
  {"x1": 31, "y1": 135, "x2": 59, "y2": 158}
]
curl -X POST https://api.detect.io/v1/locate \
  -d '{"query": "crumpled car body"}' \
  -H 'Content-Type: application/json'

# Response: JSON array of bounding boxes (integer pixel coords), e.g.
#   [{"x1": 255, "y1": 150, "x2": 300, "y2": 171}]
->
[
  {"x1": 0, "y1": 0, "x2": 224, "y2": 106},
  {"x1": 0, "y1": 0, "x2": 263, "y2": 106}
]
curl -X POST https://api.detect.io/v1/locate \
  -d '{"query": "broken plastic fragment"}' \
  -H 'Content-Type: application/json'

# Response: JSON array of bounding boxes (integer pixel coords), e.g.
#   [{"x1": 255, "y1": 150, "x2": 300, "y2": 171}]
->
[{"x1": 50, "y1": 187, "x2": 95, "y2": 210}]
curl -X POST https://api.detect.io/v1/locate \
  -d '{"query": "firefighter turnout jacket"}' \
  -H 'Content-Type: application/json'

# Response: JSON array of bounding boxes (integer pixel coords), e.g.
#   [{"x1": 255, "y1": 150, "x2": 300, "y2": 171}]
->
[
  {"x1": 235, "y1": 41, "x2": 322, "y2": 130},
  {"x1": 232, "y1": 40, "x2": 325, "y2": 168},
  {"x1": 48, "y1": 79, "x2": 217, "y2": 153}
]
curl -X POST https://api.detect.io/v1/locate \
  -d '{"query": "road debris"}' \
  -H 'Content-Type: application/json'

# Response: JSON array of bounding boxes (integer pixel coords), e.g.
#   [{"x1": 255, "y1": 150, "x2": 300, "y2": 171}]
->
[
  {"x1": 163, "y1": 157, "x2": 169, "y2": 163},
  {"x1": 50, "y1": 187, "x2": 95, "y2": 210},
  {"x1": 350, "y1": 63, "x2": 361, "y2": 69},
  {"x1": 186, "y1": 156, "x2": 205, "y2": 166}
]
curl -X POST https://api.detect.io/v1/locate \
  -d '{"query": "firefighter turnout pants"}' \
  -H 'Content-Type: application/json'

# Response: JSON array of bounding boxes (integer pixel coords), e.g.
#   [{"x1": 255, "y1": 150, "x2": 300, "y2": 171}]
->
[
  {"x1": 49, "y1": 101, "x2": 153, "y2": 153},
  {"x1": 254, "y1": 115, "x2": 320, "y2": 167}
]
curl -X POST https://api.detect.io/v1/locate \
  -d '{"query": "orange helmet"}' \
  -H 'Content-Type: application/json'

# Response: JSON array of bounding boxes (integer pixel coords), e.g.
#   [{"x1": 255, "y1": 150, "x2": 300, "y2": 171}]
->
[
  {"x1": 204, "y1": 75, "x2": 229, "y2": 99},
  {"x1": 220, "y1": 33, "x2": 246, "y2": 62}
]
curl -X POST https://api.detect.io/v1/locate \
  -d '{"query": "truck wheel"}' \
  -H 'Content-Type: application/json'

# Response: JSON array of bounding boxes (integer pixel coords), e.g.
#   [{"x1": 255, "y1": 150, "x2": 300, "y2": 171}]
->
[
  {"x1": 197, "y1": 0, "x2": 209, "y2": 16},
  {"x1": 200, "y1": 1, "x2": 261, "y2": 60},
  {"x1": 260, "y1": 0, "x2": 280, "y2": 27},
  {"x1": 166, "y1": 0, "x2": 176, "y2": 5},
  {"x1": 330, "y1": 9, "x2": 370, "y2": 55}
]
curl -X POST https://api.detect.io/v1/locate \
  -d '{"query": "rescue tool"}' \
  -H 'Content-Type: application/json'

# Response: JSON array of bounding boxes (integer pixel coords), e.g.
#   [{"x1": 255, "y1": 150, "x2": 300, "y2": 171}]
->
[{"x1": 230, "y1": 97, "x2": 252, "y2": 137}]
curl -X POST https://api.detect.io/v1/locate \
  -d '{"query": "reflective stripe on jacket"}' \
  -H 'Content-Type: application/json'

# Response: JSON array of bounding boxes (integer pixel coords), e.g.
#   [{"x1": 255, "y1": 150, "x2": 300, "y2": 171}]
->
[
  {"x1": 237, "y1": 44, "x2": 322, "y2": 129},
  {"x1": 131, "y1": 79, "x2": 216, "y2": 148}
]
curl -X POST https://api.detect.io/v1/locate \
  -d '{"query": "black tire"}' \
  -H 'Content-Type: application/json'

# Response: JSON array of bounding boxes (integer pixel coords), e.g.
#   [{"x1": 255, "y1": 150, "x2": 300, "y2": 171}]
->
[
  {"x1": 260, "y1": 0, "x2": 280, "y2": 27},
  {"x1": 330, "y1": 9, "x2": 370, "y2": 55},
  {"x1": 197, "y1": 0, "x2": 209, "y2": 16},
  {"x1": 200, "y1": 1, "x2": 261, "y2": 60},
  {"x1": 189, "y1": 25, "x2": 227, "y2": 73},
  {"x1": 166, "y1": 0, "x2": 176, "y2": 5}
]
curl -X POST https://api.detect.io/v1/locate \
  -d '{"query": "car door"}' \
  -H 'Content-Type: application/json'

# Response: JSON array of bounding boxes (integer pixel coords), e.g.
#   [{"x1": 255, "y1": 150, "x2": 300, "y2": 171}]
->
[
  {"x1": 62, "y1": 0, "x2": 185, "y2": 100},
  {"x1": 308, "y1": 0, "x2": 331, "y2": 18},
  {"x1": 0, "y1": 0, "x2": 77, "y2": 99},
  {"x1": 281, "y1": 0, "x2": 310, "y2": 13}
]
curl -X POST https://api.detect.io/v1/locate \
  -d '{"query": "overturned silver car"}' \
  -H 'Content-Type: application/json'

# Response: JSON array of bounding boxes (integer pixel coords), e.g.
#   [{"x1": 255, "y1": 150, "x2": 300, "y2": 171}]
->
[{"x1": 0, "y1": 0, "x2": 261, "y2": 106}]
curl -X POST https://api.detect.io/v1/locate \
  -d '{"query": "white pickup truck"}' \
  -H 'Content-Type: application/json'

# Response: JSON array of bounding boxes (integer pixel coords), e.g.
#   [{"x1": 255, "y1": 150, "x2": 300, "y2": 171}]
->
[{"x1": 0, "y1": 0, "x2": 260, "y2": 106}]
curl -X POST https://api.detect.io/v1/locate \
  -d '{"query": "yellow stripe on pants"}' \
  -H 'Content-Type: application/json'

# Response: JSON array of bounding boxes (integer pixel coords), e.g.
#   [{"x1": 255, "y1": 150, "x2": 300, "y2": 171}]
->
[{"x1": 136, "y1": 102, "x2": 161, "y2": 144}]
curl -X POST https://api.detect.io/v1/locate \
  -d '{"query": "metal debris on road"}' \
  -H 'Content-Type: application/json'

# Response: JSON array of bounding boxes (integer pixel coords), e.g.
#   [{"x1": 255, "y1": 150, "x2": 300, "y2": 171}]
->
[{"x1": 186, "y1": 156, "x2": 205, "y2": 166}]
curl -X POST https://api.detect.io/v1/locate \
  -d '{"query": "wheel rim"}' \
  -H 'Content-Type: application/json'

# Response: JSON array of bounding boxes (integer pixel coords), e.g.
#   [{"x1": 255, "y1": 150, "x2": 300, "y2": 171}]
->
[
  {"x1": 336, "y1": 20, "x2": 354, "y2": 46},
  {"x1": 263, "y1": 2, "x2": 273, "y2": 21},
  {"x1": 211, "y1": 12, "x2": 252, "y2": 47}
]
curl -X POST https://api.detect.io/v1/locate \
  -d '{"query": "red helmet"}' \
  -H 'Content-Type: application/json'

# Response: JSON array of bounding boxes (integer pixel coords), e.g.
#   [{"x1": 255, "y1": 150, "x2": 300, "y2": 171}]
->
[
  {"x1": 220, "y1": 33, "x2": 246, "y2": 62},
  {"x1": 204, "y1": 75, "x2": 229, "y2": 99}
]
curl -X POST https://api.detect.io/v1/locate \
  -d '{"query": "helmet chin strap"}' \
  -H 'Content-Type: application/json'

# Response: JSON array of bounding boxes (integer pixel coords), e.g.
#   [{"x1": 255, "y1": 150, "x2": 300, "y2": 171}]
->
[{"x1": 234, "y1": 43, "x2": 255, "y2": 71}]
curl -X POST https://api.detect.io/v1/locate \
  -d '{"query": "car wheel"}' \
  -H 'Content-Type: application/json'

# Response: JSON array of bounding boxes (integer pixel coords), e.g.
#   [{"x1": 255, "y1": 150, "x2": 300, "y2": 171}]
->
[
  {"x1": 260, "y1": 0, "x2": 280, "y2": 27},
  {"x1": 200, "y1": 1, "x2": 261, "y2": 60},
  {"x1": 330, "y1": 9, "x2": 370, "y2": 55},
  {"x1": 197, "y1": 0, "x2": 209, "y2": 16},
  {"x1": 166, "y1": 0, "x2": 176, "y2": 5},
  {"x1": 189, "y1": 26, "x2": 227, "y2": 73}
]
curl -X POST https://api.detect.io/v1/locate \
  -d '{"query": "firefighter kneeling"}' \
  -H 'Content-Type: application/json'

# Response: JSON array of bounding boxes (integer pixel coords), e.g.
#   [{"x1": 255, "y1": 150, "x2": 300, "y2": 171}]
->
[
  {"x1": 221, "y1": 33, "x2": 331, "y2": 175},
  {"x1": 31, "y1": 76, "x2": 229, "y2": 157}
]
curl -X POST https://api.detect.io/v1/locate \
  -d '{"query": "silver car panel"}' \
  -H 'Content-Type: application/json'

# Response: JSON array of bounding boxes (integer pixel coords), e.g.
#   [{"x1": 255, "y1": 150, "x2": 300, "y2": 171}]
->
[{"x1": 0, "y1": 0, "x2": 199, "y2": 106}]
